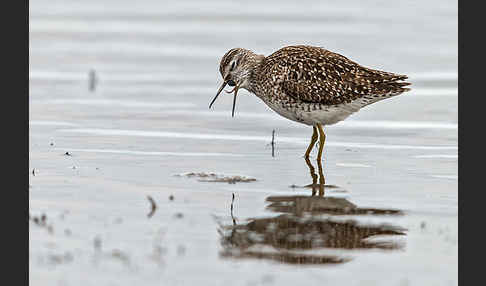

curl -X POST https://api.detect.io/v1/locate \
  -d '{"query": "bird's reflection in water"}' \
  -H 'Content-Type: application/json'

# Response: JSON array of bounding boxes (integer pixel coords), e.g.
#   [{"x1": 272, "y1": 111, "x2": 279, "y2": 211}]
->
[
  {"x1": 304, "y1": 156, "x2": 326, "y2": 196},
  {"x1": 219, "y1": 158, "x2": 406, "y2": 265}
]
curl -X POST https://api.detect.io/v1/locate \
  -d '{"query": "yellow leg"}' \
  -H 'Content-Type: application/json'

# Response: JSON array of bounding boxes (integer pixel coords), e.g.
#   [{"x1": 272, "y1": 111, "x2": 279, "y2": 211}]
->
[
  {"x1": 316, "y1": 124, "x2": 326, "y2": 163},
  {"x1": 316, "y1": 124, "x2": 326, "y2": 192},
  {"x1": 304, "y1": 126, "x2": 318, "y2": 158}
]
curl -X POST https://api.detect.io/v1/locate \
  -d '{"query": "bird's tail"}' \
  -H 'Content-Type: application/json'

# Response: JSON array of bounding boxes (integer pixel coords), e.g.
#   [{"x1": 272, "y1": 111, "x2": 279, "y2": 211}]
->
[
  {"x1": 370, "y1": 73, "x2": 411, "y2": 96},
  {"x1": 349, "y1": 73, "x2": 411, "y2": 109},
  {"x1": 386, "y1": 74, "x2": 411, "y2": 93}
]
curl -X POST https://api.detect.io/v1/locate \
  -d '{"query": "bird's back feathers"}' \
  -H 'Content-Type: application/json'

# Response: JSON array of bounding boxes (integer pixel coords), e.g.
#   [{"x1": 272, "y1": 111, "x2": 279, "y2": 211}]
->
[{"x1": 260, "y1": 45, "x2": 410, "y2": 105}]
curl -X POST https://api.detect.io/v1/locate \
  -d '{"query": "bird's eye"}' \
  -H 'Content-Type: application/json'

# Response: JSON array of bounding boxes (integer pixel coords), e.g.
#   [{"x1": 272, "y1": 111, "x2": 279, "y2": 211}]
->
[{"x1": 230, "y1": 61, "x2": 236, "y2": 71}]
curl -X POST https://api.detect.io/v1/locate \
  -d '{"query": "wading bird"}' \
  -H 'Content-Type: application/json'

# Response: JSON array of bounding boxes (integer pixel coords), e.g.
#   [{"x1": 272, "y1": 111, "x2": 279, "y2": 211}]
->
[{"x1": 209, "y1": 45, "x2": 410, "y2": 169}]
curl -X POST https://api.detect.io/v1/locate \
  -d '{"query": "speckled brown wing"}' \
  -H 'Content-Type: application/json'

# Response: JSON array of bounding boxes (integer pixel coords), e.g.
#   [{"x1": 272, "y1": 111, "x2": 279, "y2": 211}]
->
[{"x1": 264, "y1": 45, "x2": 410, "y2": 105}]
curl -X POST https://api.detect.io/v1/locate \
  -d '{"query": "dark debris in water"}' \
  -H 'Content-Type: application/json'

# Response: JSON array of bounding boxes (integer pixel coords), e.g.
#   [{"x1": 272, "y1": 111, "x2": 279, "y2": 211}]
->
[
  {"x1": 46, "y1": 252, "x2": 74, "y2": 265},
  {"x1": 93, "y1": 235, "x2": 102, "y2": 252},
  {"x1": 111, "y1": 249, "x2": 130, "y2": 265},
  {"x1": 147, "y1": 195, "x2": 157, "y2": 218},
  {"x1": 177, "y1": 245, "x2": 186, "y2": 256},
  {"x1": 420, "y1": 221, "x2": 427, "y2": 229},
  {"x1": 30, "y1": 213, "x2": 54, "y2": 234},
  {"x1": 177, "y1": 172, "x2": 256, "y2": 184}
]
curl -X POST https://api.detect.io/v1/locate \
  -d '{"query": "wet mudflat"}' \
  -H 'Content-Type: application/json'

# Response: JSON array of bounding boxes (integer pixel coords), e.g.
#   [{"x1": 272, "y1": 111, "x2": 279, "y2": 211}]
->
[{"x1": 29, "y1": 0, "x2": 457, "y2": 285}]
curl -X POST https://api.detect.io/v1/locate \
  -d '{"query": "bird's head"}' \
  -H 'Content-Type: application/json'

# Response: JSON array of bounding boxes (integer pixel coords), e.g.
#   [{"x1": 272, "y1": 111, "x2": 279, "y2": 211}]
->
[{"x1": 209, "y1": 48, "x2": 264, "y2": 117}]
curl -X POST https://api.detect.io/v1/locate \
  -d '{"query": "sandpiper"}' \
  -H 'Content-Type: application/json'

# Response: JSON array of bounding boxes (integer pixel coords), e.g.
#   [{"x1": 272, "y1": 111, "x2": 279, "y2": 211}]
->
[{"x1": 209, "y1": 45, "x2": 410, "y2": 166}]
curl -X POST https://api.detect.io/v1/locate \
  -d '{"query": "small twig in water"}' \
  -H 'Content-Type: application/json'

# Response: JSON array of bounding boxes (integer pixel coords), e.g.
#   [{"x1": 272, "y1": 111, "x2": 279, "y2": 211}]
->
[
  {"x1": 89, "y1": 69, "x2": 97, "y2": 92},
  {"x1": 147, "y1": 196, "x2": 157, "y2": 218},
  {"x1": 230, "y1": 193, "x2": 236, "y2": 226},
  {"x1": 93, "y1": 235, "x2": 102, "y2": 252},
  {"x1": 271, "y1": 129, "x2": 276, "y2": 157}
]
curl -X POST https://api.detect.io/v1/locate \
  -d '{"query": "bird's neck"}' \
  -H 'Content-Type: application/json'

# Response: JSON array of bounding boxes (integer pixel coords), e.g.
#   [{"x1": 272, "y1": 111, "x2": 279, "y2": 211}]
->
[{"x1": 245, "y1": 54, "x2": 265, "y2": 94}]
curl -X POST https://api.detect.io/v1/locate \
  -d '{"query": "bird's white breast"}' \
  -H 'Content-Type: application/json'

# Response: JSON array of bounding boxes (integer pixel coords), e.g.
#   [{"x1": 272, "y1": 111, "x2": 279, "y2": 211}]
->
[{"x1": 260, "y1": 96, "x2": 373, "y2": 126}]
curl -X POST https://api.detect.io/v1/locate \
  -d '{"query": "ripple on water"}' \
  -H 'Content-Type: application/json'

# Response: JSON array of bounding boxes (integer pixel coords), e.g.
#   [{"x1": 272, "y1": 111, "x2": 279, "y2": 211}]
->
[
  {"x1": 55, "y1": 148, "x2": 244, "y2": 157},
  {"x1": 59, "y1": 128, "x2": 458, "y2": 151}
]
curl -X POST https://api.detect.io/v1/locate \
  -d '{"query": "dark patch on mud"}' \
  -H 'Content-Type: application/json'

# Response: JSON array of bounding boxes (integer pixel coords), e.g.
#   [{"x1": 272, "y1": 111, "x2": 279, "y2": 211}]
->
[{"x1": 177, "y1": 172, "x2": 256, "y2": 184}]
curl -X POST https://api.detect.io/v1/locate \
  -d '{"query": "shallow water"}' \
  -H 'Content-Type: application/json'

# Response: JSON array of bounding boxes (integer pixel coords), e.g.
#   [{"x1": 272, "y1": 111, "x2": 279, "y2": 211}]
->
[{"x1": 29, "y1": 0, "x2": 457, "y2": 285}]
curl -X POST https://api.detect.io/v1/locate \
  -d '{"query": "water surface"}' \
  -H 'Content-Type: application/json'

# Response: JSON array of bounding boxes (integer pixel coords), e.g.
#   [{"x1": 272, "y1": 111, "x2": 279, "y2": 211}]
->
[{"x1": 29, "y1": 1, "x2": 457, "y2": 285}]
